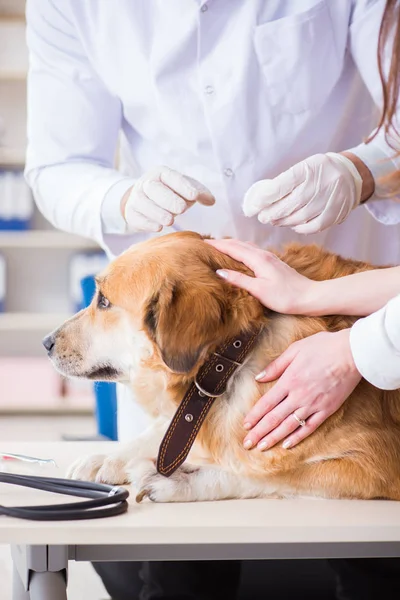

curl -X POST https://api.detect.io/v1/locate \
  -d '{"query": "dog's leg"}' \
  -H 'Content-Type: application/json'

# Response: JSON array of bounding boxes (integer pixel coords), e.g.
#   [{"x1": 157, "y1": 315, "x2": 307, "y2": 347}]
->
[
  {"x1": 66, "y1": 417, "x2": 169, "y2": 484},
  {"x1": 290, "y1": 455, "x2": 396, "y2": 500},
  {"x1": 133, "y1": 461, "x2": 275, "y2": 503}
]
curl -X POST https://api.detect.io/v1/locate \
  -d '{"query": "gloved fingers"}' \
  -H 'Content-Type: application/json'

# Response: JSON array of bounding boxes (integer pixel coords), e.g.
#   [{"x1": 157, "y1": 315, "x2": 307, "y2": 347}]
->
[
  {"x1": 242, "y1": 165, "x2": 304, "y2": 218},
  {"x1": 124, "y1": 208, "x2": 163, "y2": 233},
  {"x1": 134, "y1": 189, "x2": 175, "y2": 227},
  {"x1": 124, "y1": 166, "x2": 215, "y2": 234},
  {"x1": 125, "y1": 189, "x2": 174, "y2": 229},
  {"x1": 292, "y1": 184, "x2": 353, "y2": 235},
  {"x1": 265, "y1": 191, "x2": 324, "y2": 227},
  {"x1": 292, "y1": 214, "x2": 327, "y2": 235},
  {"x1": 160, "y1": 168, "x2": 215, "y2": 206},
  {"x1": 290, "y1": 192, "x2": 336, "y2": 234},
  {"x1": 256, "y1": 179, "x2": 311, "y2": 225},
  {"x1": 330, "y1": 187, "x2": 355, "y2": 225},
  {"x1": 292, "y1": 204, "x2": 339, "y2": 235},
  {"x1": 143, "y1": 180, "x2": 188, "y2": 215},
  {"x1": 293, "y1": 205, "x2": 353, "y2": 235},
  {"x1": 183, "y1": 175, "x2": 216, "y2": 206},
  {"x1": 246, "y1": 153, "x2": 361, "y2": 233}
]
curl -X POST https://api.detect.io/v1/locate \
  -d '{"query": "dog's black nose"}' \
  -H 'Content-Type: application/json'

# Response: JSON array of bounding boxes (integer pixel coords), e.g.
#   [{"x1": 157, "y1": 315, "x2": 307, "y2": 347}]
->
[{"x1": 42, "y1": 334, "x2": 55, "y2": 353}]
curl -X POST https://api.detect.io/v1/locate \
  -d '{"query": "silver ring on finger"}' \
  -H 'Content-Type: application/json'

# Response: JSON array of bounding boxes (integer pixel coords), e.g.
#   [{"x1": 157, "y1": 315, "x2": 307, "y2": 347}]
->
[{"x1": 292, "y1": 412, "x2": 306, "y2": 427}]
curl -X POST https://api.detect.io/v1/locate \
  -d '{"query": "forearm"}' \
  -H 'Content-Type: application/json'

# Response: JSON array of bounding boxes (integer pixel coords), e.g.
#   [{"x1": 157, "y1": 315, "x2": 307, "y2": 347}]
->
[
  {"x1": 341, "y1": 151, "x2": 375, "y2": 204},
  {"x1": 300, "y1": 266, "x2": 400, "y2": 317}
]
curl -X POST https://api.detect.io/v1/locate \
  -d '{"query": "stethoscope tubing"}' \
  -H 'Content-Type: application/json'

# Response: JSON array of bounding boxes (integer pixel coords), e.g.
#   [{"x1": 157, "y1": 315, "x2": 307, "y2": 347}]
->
[{"x1": 0, "y1": 473, "x2": 130, "y2": 521}]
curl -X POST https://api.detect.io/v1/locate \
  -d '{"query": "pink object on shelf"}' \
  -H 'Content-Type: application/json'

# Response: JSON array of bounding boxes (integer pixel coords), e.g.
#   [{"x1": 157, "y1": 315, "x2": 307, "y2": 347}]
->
[{"x1": 0, "y1": 357, "x2": 93, "y2": 411}]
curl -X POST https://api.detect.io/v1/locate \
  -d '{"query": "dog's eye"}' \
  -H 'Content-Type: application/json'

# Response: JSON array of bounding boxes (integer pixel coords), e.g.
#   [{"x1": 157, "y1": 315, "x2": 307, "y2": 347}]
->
[{"x1": 97, "y1": 293, "x2": 111, "y2": 309}]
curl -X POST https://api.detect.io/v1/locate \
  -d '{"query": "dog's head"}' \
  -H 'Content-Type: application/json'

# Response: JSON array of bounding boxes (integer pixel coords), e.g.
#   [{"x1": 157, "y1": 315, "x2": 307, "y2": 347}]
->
[{"x1": 43, "y1": 232, "x2": 265, "y2": 383}]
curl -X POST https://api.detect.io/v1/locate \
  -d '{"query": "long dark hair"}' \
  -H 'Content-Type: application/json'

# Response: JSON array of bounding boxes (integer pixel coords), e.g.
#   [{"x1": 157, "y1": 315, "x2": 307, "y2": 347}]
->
[{"x1": 368, "y1": 0, "x2": 400, "y2": 191}]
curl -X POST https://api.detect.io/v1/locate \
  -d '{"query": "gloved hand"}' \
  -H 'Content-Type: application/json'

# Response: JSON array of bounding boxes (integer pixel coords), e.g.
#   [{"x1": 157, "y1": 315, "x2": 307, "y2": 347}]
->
[
  {"x1": 122, "y1": 166, "x2": 215, "y2": 233},
  {"x1": 243, "y1": 153, "x2": 363, "y2": 234}
]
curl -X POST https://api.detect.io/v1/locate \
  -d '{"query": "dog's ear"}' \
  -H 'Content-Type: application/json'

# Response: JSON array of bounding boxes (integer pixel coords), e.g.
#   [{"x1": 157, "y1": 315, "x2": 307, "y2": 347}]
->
[{"x1": 144, "y1": 279, "x2": 230, "y2": 374}]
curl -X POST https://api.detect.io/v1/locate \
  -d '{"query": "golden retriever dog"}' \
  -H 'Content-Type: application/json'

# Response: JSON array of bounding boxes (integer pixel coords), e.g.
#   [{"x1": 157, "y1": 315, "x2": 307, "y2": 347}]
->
[{"x1": 43, "y1": 231, "x2": 400, "y2": 502}]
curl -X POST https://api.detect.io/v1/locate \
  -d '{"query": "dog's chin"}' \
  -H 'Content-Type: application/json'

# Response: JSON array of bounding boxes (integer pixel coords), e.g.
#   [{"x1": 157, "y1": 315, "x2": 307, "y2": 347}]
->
[
  {"x1": 51, "y1": 359, "x2": 122, "y2": 382},
  {"x1": 84, "y1": 365, "x2": 122, "y2": 381}
]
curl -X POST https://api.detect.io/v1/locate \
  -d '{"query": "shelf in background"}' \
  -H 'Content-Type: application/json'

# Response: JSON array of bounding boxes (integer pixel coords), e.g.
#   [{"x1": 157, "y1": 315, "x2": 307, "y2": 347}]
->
[
  {"x1": 0, "y1": 402, "x2": 93, "y2": 416},
  {"x1": 0, "y1": 230, "x2": 99, "y2": 249},
  {"x1": 0, "y1": 147, "x2": 25, "y2": 167},
  {"x1": 0, "y1": 312, "x2": 71, "y2": 332},
  {"x1": 0, "y1": 69, "x2": 26, "y2": 80},
  {"x1": 0, "y1": 13, "x2": 25, "y2": 22},
  {"x1": 0, "y1": 19, "x2": 28, "y2": 82}
]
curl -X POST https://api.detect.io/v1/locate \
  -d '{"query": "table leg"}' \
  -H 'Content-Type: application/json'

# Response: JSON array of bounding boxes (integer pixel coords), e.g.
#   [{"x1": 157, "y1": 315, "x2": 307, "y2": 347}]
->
[
  {"x1": 12, "y1": 564, "x2": 30, "y2": 600},
  {"x1": 11, "y1": 545, "x2": 69, "y2": 600},
  {"x1": 29, "y1": 571, "x2": 67, "y2": 600}
]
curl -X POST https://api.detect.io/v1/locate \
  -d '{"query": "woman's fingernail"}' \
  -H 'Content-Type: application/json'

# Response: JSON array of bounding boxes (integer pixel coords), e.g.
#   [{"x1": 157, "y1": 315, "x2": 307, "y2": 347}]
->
[
  {"x1": 258, "y1": 441, "x2": 268, "y2": 451},
  {"x1": 255, "y1": 370, "x2": 267, "y2": 381},
  {"x1": 244, "y1": 439, "x2": 253, "y2": 449},
  {"x1": 243, "y1": 422, "x2": 252, "y2": 430},
  {"x1": 282, "y1": 440, "x2": 292, "y2": 449},
  {"x1": 216, "y1": 269, "x2": 229, "y2": 280}
]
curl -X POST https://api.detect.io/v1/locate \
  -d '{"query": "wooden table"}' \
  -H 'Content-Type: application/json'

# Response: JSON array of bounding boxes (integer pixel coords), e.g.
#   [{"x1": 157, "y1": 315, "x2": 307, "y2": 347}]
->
[{"x1": 2, "y1": 442, "x2": 400, "y2": 599}]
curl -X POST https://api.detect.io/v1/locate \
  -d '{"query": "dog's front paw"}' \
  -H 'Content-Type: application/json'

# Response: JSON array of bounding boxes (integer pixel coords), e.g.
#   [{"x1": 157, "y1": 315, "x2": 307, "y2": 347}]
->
[
  {"x1": 135, "y1": 462, "x2": 199, "y2": 503},
  {"x1": 67, "y1": 454, "x2": 132, "y2": 485},
  {"x1": 66, "y1": 454, "x2": 106, "y2": 481}
]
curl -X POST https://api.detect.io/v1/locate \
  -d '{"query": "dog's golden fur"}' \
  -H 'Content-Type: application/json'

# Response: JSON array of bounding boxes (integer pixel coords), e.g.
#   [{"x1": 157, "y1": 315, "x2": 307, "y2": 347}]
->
[{"x1": 48, "y1": 231, "x2": 400, "y2": 501}]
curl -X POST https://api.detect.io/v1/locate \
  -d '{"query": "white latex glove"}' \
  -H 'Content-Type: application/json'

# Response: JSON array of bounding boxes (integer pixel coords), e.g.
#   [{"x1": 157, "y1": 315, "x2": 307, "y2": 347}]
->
[
  {"x1": 243, "y1": 153, "x2": 363, "y2": 234},
  {"x1": 123, "y1": 166, "x2": 215, "y2": 233}
]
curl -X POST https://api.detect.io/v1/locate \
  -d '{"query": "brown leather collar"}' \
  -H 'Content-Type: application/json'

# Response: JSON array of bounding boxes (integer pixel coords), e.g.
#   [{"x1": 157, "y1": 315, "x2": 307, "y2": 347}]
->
[{"x1": 157, "y1": 327, "x2": 263, "y2": 477}]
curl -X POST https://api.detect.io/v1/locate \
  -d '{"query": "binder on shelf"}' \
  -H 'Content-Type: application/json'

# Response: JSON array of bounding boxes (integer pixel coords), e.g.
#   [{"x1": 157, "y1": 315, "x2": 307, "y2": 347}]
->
[{"x1": 0, "y1": 170, "x2": 33, "y2": 230}]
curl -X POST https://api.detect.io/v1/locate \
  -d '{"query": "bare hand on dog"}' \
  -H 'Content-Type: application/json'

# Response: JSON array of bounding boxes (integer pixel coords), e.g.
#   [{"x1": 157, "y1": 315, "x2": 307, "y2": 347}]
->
[
  {"x1": 245, "y1": 330, "x2": 362, "y2": 449},
  {"x1": 206, "y1": 238, "x2": 315, "y2": 314}
]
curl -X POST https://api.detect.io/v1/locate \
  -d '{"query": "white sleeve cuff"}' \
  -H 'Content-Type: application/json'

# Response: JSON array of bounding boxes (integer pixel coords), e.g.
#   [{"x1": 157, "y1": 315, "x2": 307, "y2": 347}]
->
[
  {"x1": 100, "y1": 177, "x2": 135, "y2": 235},
  {"x1": 26, "y1": 162, "x2": 136, "y2": 253},
  {"x1": 349, "y1": 134, "x2": 400, "y2": 226},
  {"x1": 350, "y1": 296, "x2": 400, "y2": 390}
]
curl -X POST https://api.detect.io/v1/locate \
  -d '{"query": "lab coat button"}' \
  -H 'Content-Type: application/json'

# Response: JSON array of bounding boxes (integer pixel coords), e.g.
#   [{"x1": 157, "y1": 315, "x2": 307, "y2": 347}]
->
[
  {"x1": 204, "y1": 85, "x2": 214, "y2": 95},
  {"x1": 201, "y1": 4, "x2": 208, "y2": 12},
  {"x1": 224, "y1": 168, "x2": 234, "y2": 178}
]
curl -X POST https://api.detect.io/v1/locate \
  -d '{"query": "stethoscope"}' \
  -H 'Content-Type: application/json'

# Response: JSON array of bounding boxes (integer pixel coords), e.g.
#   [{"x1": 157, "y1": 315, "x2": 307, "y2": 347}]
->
[{"x1": 0, "y1": 472, "x2": 129, "y2": 521}]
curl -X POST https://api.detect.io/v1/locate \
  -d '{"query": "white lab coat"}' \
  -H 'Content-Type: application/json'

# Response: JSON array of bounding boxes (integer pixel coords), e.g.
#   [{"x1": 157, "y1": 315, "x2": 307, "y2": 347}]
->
[
  {"x1": 351, "y1": 296, "x2": 400, "y2": 390},
  {"x1": 25, "y1": 0, "x2": 400, "y2": 440}
]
